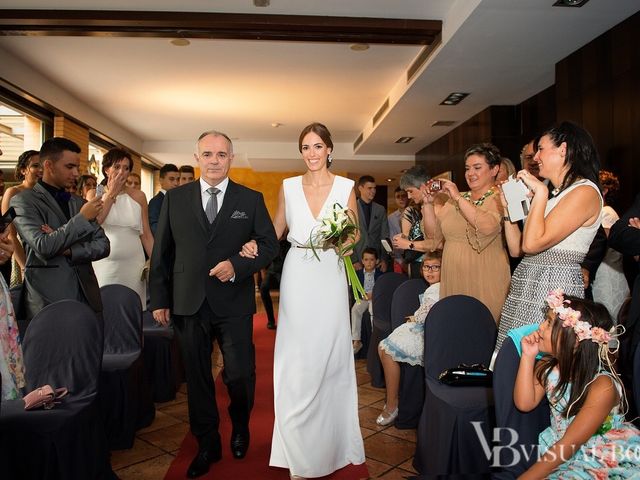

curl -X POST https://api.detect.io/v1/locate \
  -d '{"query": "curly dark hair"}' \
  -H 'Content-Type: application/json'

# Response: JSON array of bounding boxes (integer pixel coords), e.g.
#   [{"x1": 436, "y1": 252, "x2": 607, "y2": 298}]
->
[
  {"x1": 15, "y1": 150, "x2": 39, "y2": 181},
  {"x1": 599, "y1": 170, "x2": 620, "y2": 206}
]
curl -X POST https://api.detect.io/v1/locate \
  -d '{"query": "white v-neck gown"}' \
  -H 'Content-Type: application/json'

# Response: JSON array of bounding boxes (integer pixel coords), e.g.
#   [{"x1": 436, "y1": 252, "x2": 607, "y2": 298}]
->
[{"x1": 269, "y1": 175, "x2": 365, "y2": 478}]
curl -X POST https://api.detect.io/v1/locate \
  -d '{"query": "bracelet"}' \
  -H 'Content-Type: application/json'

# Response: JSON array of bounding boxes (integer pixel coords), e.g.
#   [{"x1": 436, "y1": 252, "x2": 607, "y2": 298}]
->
[
  {"x1": 503, "y1": 215, "x2": 511, "y2": 222},
  {"x1": 454, "y1": 195, "x2": 463, "y2": 203}
]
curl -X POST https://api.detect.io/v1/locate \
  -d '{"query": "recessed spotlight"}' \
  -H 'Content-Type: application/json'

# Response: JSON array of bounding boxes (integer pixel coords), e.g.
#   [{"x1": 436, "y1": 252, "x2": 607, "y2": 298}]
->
[
  {"x1": 253, "y1": 0, "x2": 270, "y2": 6},
  {"x1": 350, "y1": 43, "x2": 370, "y2": 52},
  {"x1": 395, "y1": 137, "x2": 414, "y2": 144},
  {"x1": 271, "y1": 122, "x2": 282, "y2": 128},
  {"x1": 553, "y1": 0, "x2": 590, "y2": 6},
  {"x1": 386, "y1": 178, "x2": 394, "y2": 182},
  {"x1": 440, "y1": 92, "x2": 469, "y2": 106},
  {"x1": 170, "y1": 38, "x2": 190, "y2": 47}
]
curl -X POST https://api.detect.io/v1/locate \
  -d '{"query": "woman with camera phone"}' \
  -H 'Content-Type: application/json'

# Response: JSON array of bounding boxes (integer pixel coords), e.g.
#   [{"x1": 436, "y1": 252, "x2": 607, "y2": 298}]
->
[{"x1": 420, "y1": 143, "x2": 510, "y2": 323}]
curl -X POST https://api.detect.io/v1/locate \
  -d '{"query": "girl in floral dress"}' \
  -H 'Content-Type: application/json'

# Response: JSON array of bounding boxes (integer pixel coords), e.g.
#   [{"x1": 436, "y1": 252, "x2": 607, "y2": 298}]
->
[{"x1": 515, "y1": 291, "x2": 640, "y2": 479}]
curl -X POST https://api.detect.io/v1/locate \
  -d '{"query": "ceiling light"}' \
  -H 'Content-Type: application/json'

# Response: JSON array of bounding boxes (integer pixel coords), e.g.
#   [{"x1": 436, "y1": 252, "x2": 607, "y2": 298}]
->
[
  {"x1": 271, "y1": 122, "x2": 282, "y2": 128},
  {"x1": 386, "y1": 178, "x2": 394, "y2": 182},
  {"x1": 439, "y1": 92, "x2": 469, "y2": 106},
  {"x1": 350, "y1": 43, "x2": 370, "y2": 52},
  {"x1": 253, "y1": 0, "x2": 270, "y2": 6},
  {"x1": 553, "y1": 0, "x2": 590, "y2": 6},
  {"x1": 395, "y1": 137, "x2": 414, "y2": 144},
  {"x1": 170, "y1": 38, "x2": 190, "y2": 47}
]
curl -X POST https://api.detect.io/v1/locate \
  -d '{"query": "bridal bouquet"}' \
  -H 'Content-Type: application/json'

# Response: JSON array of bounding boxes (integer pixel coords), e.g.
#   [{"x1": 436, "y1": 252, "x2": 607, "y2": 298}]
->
[{"x1": 310, "y1": 203, "x2": 367, "y2": 303}]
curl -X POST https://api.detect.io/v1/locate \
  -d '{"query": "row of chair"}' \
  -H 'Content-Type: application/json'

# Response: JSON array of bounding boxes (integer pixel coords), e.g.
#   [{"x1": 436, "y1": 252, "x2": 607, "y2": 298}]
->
[{"x1": 0, "y1": 284, "x2": 168, "y2": 479}]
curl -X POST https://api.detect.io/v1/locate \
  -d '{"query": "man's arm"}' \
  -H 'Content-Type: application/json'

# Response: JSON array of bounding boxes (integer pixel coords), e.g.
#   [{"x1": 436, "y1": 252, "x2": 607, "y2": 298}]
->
[
  {"x1": 228, "y1": 193, "x2": 278, "y2": 283},
  {"x1": 148, "y1": 194, "x2": 162, "y2": 237},
  {"x1": 68, "y1": 222, "x2": 110, "y2": 264},
  {"x1": 11, "y1": 194, "x2": 96, "y2": 261},
  {"x1": 609, "y1": 193, "x2": 640, "y2": 256},
  {"x1": 149, "y1": 193, "x2": 175, "y2": 312}
]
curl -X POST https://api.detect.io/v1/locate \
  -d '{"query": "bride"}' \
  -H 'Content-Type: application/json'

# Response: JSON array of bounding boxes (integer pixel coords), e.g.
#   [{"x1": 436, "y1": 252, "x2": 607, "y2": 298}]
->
[{"x1": 242, "y1": 122, "x2": 365, "y2": 479}]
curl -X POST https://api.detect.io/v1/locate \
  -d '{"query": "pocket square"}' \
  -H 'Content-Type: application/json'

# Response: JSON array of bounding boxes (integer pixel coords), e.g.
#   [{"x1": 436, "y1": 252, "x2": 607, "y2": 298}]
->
[{"x1": 230, "y1": 210, "x2": 249, "y2": 219}]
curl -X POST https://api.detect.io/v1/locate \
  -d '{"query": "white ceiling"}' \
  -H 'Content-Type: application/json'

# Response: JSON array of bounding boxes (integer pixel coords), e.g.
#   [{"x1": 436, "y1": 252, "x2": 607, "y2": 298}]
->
[{"x1": 0, "y1": 0, "x2": 639, "y2": 181}]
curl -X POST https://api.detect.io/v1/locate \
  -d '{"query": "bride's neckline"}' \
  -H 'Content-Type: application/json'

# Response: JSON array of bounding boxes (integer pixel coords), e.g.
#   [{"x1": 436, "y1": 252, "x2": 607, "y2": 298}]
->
[{"x1": 300, "y1": 174, "x2": 337, "y2": 220}]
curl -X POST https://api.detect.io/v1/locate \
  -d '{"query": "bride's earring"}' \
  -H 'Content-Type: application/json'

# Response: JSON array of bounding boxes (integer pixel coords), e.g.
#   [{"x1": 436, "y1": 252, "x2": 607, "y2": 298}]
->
[{"x1": 327, "y1": 154, "x2": 333, "y2": 167}]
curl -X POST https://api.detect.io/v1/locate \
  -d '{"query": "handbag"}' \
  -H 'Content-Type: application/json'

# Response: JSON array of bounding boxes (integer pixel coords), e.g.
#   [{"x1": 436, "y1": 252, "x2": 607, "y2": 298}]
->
[
  {"x1": 23, "y1": 385, "x2": 69, "y2": 410},
  {"x1": 438, "y1": 363, "x2": 493, "y2": 387}
]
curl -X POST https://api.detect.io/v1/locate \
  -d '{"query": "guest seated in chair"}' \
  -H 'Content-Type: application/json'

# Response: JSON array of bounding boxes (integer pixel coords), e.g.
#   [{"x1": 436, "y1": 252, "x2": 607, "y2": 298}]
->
[
  {"x1": 351, "y1": 247, "x2": 382, "y2": 354},
  {"x1": 515, "y1": 291, "x2": 640, "y2": 478},
  {"x1": 376, "y1": 249, "x2": 442, "y2": 425}
]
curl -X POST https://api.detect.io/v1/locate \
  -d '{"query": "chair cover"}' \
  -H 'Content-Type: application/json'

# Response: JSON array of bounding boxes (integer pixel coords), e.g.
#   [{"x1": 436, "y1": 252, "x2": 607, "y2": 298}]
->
[
  {"x1": 366, "y1": 273, "x2": 407, "y2": 387},
  {"x1": 414, "y1": 295, "x2": 497, "y2": 476},
  {"x1": 355, "y1": 310, "x2": 371, "y2": 360},
  {"x1": 0, "y1": 300, "x2": 110, "y2": 480},
  {"x1": 390, "y1": 278, "x2": 427, "y2": 428},
  {"x1": 634, "y1": 343, "x2": 640, "y2": 428},
  {"x1": 491, "y1": 337, "x2": 550, "y2": 479},
  {"x1": 99, "y1": 284, "x2": 154, "y2": 449},
  {"x1": 142, "y1": 310, "x2": 183, "y2": 402}
]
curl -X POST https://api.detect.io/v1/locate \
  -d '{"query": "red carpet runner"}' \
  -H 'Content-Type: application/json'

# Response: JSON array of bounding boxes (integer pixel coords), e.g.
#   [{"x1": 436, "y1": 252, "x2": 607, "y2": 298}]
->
[{"x1": 164, "y1": 313, "x2": 369, "y2": 480}]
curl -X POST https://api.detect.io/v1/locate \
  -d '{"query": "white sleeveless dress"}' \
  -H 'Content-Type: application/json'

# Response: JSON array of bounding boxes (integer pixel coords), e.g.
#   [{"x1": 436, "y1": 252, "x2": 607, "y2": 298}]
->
[
  {"x1": 496, "y1": 179, "x2": 602, "y2": 350},
  {"x1": 92, "y1": 193, "x2": 146, "y2": 309},
  {"x1": 269, "y1": 175, "x2": 365, "y2": 478}
]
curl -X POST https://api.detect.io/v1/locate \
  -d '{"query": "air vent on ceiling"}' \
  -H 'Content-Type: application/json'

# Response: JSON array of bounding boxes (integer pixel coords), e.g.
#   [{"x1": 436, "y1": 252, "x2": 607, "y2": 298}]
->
[
  {"x1": 553, "y1": 0, "x2": 590, "y2": 6},
  {"x1": 407, "y1": 32, "x2": 442, "y2": 83},
  {"x1": 431, "y1": 120, "x2": 457, "y2": 127},
  {"x1": 353, "y1": 132, "x2": 364, "y2": 150},
  {"x1": 373, "y1": 98, "x2": 389, "y2": 126}
]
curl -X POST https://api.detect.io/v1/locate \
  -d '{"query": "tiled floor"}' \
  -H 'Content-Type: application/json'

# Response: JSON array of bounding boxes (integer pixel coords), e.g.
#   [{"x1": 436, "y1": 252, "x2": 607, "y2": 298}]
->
[{"x1": 113, "y1": 296, "x2": 417, "y2": 479}]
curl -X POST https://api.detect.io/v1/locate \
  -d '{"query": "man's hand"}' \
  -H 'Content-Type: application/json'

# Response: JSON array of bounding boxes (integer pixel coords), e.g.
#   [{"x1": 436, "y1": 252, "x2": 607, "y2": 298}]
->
[
  {"x1": 352, "y1": 261, "x2": 363, "y2": 271},
  {"x1": 41, "y1": 224, "x2": 54, "y2": 234},
  {"x1": 629, "y1": 217, "x2": 640, "y2": 229},
  {"x1": 153, "y1": 308, "x2": 171, "y2": 326},
  {"x1": 0, "y1": 233, "x2": 14, "y2": 265},
  {"x1": 209, "y1": 260, "x2": 235, "y2": 282},
  {"x1": 80, "y1": 196, "x2": 104, "y2": 221},
  {"x1": 379, "y1": 259, "x2": 388, "y2": 273}
]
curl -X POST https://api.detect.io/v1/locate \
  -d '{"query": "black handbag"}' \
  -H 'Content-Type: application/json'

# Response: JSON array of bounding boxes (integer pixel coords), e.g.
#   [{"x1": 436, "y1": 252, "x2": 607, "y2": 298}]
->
[{"x1": 438, "y1": 363, "x2": 493, "y2": 387}]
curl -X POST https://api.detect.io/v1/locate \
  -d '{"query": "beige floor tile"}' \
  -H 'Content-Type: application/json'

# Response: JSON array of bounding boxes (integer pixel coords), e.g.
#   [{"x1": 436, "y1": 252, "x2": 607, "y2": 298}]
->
[
  {"x1": 360, "y1": 425, "x2": 378, "y2": 439},
  {"x1": 157, "y1": 401, "x2": 190, "y2": 422},
  {"x1": 376, "y1": 467, "x2": 415, "y2": 479},
  {"x1": 137, "y1": 410, "x2": 182, "y2": 435},
  {"x1": 398, "y1": 458, "x2": 418, "y2": 473},
  {"x1": 358, "y1": 387, "x2": 386, "y2": 407},
  {"x1": 114, "y1": 453, "x2": 175, "y2": 480},
  {"x1": 139, "y1": 422, "x2": 190, "y2": 453},
  {"x1": 364, "y1": 433, "x2": 416, "y2": 466},
  {"x1": 356, "y1": 370, "x2": 372, "y2": 386},
  {"x1": 383, "y1": 426, "x2": 417, "y2": 443},
  {"x1": 365, "y1": 457, "x2": 395, "y2": 478},
  {"x1": 110, "y1": 438, "x2": 165, "y2": 470},
  {"x1": 155, "y1": 390, "x2": 188, "y2": 408}
]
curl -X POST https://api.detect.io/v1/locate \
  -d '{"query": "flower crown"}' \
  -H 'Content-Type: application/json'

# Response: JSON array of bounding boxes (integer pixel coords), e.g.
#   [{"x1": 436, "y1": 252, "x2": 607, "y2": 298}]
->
[{"x1": 545, "y1": 289, "x2": 611, "y2": 345}]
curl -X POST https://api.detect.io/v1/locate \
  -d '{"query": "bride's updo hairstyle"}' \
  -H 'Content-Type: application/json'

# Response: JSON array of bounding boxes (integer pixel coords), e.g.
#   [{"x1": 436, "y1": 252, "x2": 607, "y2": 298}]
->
[{"x1": 298, "y1": 122, "x2": 334, "y2": 167}]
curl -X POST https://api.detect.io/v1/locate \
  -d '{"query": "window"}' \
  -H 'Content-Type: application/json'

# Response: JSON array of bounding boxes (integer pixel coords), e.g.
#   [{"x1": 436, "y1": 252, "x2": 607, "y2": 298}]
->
[{"x1": 0, "y1": 102, "x2": 45, "y2": 181}]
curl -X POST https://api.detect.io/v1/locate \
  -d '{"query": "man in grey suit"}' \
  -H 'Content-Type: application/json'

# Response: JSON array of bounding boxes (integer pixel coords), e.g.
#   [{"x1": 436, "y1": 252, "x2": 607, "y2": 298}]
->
[
  {"x1": 352, "y1": 175, "x2": 389, "y2": 272},
  {"x1": 11, "y1": 137, "x2": 110, "y2": 321}
]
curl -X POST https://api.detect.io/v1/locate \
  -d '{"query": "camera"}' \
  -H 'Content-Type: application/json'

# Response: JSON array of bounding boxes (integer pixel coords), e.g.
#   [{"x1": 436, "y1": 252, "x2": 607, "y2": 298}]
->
[{"x1": 429, "y1": 180, "x2": 442, "y2": 193}]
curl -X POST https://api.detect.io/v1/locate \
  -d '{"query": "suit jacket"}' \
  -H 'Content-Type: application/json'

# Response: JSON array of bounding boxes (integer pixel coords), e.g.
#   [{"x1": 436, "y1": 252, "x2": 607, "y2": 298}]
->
[
  {"x1": 356, "y1": 268, "x2": 383, "y2": 292},
  {"x1": 11, "y1": 184, "x2": 110, "y2": 319},
  {"x1": 148, "y1": 191, "x2": 165, "y2": 236},
  {"x1": 352, "y1": 200, "x2": 390, "y2": 264},
  {"x1": 149, "y1": 180, "x2": 278, "y2": 317}
]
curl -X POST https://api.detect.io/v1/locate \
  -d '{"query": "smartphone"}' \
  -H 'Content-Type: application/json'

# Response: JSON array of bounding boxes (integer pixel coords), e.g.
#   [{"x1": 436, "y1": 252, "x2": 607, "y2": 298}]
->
[
  {"x1": 0, "y1": 207, "x2": 16, "y2": 234},
  {"x1": 381, "y1": 238, "x2": 393, "y2": 254},
  {"x1": 95, "y1": 184, "x2": 105, "y2": 198},
  {"x1": 502, "y1": 175, "x2": 531, "y2": 222}
]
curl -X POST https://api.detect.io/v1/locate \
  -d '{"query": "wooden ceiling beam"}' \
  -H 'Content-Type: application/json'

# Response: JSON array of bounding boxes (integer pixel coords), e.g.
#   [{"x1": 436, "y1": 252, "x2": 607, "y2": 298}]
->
[{"x1": 0, "y1": 10, "x2": 441, "y2": 45}]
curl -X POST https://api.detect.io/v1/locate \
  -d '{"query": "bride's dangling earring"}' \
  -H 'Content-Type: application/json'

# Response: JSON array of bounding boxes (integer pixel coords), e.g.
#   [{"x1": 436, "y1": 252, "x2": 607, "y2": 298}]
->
[{"x1": 327, "y1": 154, "x2": 333, "y2": 167}]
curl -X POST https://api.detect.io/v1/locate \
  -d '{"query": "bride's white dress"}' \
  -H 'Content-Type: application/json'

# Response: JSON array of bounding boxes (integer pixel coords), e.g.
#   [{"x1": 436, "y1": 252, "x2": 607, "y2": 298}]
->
[
  {"x1": 269, "y1": 175, "x2": 365, "y2": 478},
  {"x1": 92, "y1": 193, "x2": 146, "y2": 309}
]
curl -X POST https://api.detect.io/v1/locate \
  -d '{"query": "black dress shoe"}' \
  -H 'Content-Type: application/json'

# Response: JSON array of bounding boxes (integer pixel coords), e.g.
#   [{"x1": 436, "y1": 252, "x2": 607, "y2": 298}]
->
[
  {"x1": 230, "y1": 429, "x2": 250, "y2": 459},
  {"x1": 266, "y1": 322, "x2": 276, "y2": 330},
  {"x1": 187, "y1": 448, "x2": 222, "y2": 478}
]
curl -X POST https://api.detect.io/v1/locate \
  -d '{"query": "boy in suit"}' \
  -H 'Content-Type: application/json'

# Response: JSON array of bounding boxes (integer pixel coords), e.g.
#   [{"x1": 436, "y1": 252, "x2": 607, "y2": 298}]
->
[{"x1": 351, "y1": 247, "x2": 383, "y2": 354}]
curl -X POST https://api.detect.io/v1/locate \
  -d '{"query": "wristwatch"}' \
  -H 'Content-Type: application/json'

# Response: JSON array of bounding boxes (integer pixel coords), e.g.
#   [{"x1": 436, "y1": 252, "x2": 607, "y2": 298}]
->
[{"x1": 409, "y1": 242, "x2": 415, "y2": 250}]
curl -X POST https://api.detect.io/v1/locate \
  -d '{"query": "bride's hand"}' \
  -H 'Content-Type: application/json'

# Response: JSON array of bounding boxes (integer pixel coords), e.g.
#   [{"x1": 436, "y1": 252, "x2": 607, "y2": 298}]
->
[{"x1": 240, "y1": 240, "x2": 258, "y2": 258}]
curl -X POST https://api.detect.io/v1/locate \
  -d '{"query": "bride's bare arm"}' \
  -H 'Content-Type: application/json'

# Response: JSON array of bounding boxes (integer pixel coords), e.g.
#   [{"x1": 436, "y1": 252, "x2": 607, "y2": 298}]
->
[{"x1": 241, "y1": 185, "x2": 287, "y2": 258}]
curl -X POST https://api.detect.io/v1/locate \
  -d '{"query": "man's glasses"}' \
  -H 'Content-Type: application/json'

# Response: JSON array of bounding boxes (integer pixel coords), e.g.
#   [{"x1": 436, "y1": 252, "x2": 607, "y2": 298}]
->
[{"x1": 422, "y1": 264, "x2": 441, "y2": 272}]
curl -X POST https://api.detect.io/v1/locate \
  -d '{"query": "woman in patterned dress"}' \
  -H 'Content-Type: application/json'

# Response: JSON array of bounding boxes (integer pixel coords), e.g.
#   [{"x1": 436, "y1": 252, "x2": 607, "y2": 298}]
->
[{"x1": 496, "y1": 122, "x2": 602, "y2": 352}]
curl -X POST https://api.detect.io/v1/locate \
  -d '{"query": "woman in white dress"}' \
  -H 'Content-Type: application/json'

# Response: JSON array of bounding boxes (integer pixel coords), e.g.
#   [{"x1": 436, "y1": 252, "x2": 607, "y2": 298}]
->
[
  {"x1": 88, "y1": 149, "x2": 154, "y2": 309},
  {"x1": 243, "y1": 123, "x2": 365, "y2": 479},
  {"x1": 591, "y1": 170, "x2": 629, "y2": 318}
]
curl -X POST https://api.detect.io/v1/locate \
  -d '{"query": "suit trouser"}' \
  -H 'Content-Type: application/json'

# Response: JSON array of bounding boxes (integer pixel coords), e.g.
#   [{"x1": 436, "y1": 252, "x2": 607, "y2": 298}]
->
[
  {"x1": 173, "y1": 300, "x2": 255, "y2": 450},
  {"x1": 259, "y1": 273, "x2": 280, "y2": 326}
]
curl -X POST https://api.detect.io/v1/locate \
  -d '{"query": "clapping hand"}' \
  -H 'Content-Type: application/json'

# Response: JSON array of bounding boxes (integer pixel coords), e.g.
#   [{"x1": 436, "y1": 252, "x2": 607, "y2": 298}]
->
[
  {"x1": 240, "y1": 239, "x2": 258, "y2": 258},
  {"x1": 521, "y1": 329, "x2": 542, "y2": 358}
]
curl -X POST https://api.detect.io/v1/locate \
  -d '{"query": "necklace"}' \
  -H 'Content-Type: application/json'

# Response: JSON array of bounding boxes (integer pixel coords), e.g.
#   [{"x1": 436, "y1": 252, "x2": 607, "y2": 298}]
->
[{"x1": 460, "y1": 187, "x2": 495, "y2": 206}]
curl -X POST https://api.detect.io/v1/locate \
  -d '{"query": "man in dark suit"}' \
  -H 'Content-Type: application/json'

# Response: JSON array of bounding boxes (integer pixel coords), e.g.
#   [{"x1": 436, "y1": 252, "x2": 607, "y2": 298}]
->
[
  {"x1": 148, "y1": 163, "x2": 179, "y2": 236},
  {"x1": 150, "y1": 130, "x2": 278, "y2": 479},
  {"x1": 352, "y1": 175, "x2": 390, "y2": 272},
  {"x1": 11, "y1": 137, "x2": 109, "y2": 321}
]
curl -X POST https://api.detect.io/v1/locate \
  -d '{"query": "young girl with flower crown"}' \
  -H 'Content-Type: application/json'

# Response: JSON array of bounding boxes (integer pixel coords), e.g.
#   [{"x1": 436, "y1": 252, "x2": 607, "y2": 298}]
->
[{"x1": 514, "y1": 290, "x2": 640, "y2": 479}]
